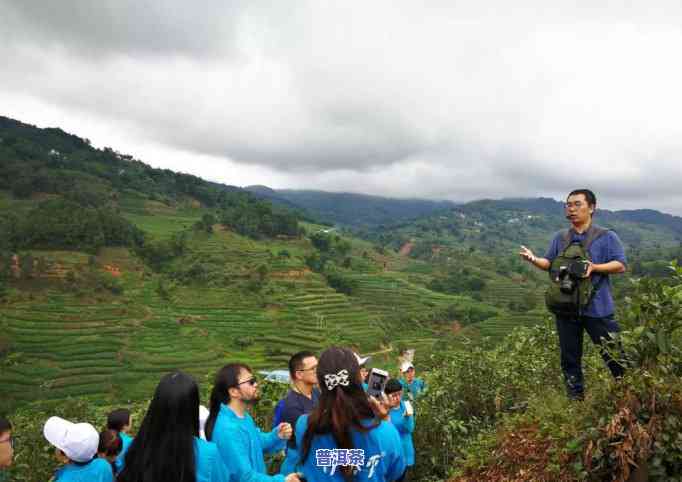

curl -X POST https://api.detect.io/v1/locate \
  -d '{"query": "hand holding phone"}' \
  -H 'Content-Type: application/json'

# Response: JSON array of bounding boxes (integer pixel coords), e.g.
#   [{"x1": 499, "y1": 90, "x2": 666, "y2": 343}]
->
[{"x1": 366, "y1": 368, "x2": 389, "y2": 398}]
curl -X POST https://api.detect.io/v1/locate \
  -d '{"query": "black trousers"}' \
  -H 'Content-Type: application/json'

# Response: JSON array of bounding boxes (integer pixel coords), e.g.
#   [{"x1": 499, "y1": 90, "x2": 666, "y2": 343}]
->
[{"x1": 555, "y1": 314, "x2": 625, "y2": 397}]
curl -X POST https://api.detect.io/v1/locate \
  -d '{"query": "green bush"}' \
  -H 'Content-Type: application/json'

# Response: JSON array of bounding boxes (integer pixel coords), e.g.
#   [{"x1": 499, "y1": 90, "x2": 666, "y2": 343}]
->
[
  {"x1": 445, "y1": 263, "x2": 682, "y2": 481},
  {"x1": 325, "y1": 271, "x2": 359, "y2": 296}
]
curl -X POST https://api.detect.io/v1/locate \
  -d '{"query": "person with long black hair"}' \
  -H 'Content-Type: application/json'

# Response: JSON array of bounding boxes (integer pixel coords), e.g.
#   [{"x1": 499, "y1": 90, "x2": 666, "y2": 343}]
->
[
  {"x1": 294, "y1": 347, "x2": 405, "y2": 481},
  {"x1": 117, "y1": 371, "x2": 230, "y2": 482},
  {"x1": 205, "y1": 363, "x2": 301, "y2": 482}
]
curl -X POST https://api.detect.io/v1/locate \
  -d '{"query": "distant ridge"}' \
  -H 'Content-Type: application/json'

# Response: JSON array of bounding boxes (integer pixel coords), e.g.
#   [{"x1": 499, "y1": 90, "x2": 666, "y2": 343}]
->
[{"x1": 245, "y1": 187, "x2": 457, "y2": 227}]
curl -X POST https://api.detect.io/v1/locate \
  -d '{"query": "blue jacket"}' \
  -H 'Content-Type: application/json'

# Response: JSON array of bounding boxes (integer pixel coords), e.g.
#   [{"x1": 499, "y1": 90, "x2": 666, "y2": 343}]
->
[
  {"x1": 54, "y1": 458, "x2": 113, "y2": 482},
  {"x1": 291, "y1": 414, "x2": 405, "y2": 481},
  {"x1": 211, "y1": 404, "x2": 286, "y2": 482},
  {"x1": 195, "y1": 436, "x2": 232, "y2": 482},
  {"x1": 115, "y1": 431, "x2": 133, "y2": 473},
  {"x1": 389, "y1": 402, "x2": 415, "y2": 467},
  {"x1": 400, "y1": 379, "x2": 425, "y2": 402}
]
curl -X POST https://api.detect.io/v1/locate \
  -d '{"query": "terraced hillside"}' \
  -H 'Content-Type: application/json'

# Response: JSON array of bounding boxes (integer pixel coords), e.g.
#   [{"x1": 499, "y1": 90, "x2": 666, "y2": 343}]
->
[
  {"x1": 279, "y1": 276, "x2": 385, "y2": 352},
  {"x1": 0, "y1": 224, "x2": 409, "y2": 409},
  {"x1": 481, "y1": 277, "x2": 545, "y2": 309},
  {"x1": 0, "y1": 206, "x2": 568, "y2": 413},
  {"x1": 1, "y1": 298, "x2": 142, "y2": 403},
  {"x1": 463, "y1": 310, "x2": 550, "y2": 344},
  {"x1": 349, "y1": 273, "x2": 466, "y2": 317}
]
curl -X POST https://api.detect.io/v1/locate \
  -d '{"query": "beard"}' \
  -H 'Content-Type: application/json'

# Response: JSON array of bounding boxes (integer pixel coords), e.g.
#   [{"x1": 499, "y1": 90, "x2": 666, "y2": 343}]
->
[{"x1": 244, "y1": 392, "x2": 261, "y2": 405}]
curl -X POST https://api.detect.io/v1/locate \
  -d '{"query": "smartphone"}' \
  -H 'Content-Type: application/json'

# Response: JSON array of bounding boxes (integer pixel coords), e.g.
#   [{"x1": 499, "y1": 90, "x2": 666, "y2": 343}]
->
[{"x1": 366, "y1": 368, "x2": 389, "y2": 398}]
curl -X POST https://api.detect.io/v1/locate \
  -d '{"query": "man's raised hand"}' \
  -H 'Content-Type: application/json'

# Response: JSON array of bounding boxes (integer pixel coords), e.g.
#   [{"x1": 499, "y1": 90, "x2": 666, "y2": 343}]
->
[{"x1": 519, "y1": 245, "x2": 537, "y2": 263}]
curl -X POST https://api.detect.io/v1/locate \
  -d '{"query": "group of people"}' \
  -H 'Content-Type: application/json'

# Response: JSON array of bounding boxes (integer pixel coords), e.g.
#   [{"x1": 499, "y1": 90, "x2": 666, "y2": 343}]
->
[{"x1": 0, "y1": 347, "x2": 426, "y2": 482}]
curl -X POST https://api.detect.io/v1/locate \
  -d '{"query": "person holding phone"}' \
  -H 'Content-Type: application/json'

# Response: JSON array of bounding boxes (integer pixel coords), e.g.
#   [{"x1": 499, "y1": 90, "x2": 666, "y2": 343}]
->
[{"x1": 293, "y1": 347, "x2": 405, "y2": 481}]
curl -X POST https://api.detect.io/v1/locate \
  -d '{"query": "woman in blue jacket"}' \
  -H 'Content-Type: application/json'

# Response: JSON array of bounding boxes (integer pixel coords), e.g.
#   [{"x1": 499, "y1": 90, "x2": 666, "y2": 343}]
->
[
  {"x1": 117, "y1": 371, "x2": 231, "y2": 482},
  {"x1": 294, "y1": 347, "x2": 406, "y2": 481}
]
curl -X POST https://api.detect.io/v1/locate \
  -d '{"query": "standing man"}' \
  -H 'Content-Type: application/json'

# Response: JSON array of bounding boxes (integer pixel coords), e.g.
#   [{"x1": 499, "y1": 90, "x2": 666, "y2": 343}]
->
[
  {"x1": 399, "y1": 362, "x2": 426, "y2": 402},
  {"x1": 279, "y1": 351, "x2": 320, "y2": 476},
  {"x1": 519, "y1": 189, "x2": 627, "y2": 400},
  {"x1": 205, "y1": 363, "x2": 301, "y2": 482}
]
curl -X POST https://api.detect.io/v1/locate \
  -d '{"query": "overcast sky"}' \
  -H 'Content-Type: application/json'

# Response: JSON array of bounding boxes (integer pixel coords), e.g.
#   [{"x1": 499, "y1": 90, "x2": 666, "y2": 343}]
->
[{"x1": 1, "y1": 1, "x2": 681, "y2": 214}]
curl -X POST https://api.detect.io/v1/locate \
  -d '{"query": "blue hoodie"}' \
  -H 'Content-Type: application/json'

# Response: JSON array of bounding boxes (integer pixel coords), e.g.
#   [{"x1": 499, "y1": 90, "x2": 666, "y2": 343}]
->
[
  {"x1": 211, "y1": 404, "x2": 286, "y2": 482},
  {"x1": 290, "y1": 414, "x2": 405, "y2": 481},
  {"x1": 389, "y1": 401, "x2": 415, "y2": 467},
  {"x1": 54, "y1": 458, "x2": 113, "y2": 482},
  {"x1": 194, "y1": 436, "x2": 232, "y2": 482}
]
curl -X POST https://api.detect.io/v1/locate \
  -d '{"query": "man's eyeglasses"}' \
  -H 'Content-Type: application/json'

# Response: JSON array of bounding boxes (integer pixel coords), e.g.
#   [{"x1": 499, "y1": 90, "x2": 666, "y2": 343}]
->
[
  {"x1": 297, "y1": 365, "x2": 318, "y2": 372},
  {"x1": 564, "y1": 201, "x2": 584, "y2": 209},
  {"x1": 236, "y1": 377, "x2": 258, "y2": 387},
  {"x1": 0, "y1": 436, "x2": 14, "y2": 450}
]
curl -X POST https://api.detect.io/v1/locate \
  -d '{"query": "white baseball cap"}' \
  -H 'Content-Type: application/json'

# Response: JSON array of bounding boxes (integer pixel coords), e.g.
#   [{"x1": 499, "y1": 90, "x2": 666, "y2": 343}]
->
[
  {"x1": 400, "y1": 361, "x2": 414, "y2": 373},
  {"x1": 354, "y1": 353, "x2": 371, "y2": 366},
  {"x1": 198, "y1": 405, "x2": 210, "y2": 440},
  {"x1": 43, "y1": 417, "x2": 99, "y2": 463}
]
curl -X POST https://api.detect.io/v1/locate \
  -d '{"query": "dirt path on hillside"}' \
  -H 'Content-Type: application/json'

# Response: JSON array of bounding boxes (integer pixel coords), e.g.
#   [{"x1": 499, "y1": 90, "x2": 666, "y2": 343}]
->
[{"x1": 364, "y1": 344, "x2": 394, "y2": 356}]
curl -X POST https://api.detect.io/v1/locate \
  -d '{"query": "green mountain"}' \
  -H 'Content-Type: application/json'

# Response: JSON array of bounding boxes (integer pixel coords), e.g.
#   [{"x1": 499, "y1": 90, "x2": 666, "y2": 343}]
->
[
  {"x1": 1, "y1": 113, "x2": 677, "y2": 418},
  {"x1": 0, "y1": 116, "x2": 493, "y2": 413},
  {"x1": 245, "y1": 186, "x2": 457, "y2": 227},
  {"x1": 364, "y1": 197, "x2": 682, "y2": 259}
]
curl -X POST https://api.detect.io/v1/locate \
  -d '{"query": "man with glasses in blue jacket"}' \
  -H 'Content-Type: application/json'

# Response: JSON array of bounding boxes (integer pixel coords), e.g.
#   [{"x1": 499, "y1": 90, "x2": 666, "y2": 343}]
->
[{"x1": 519, "y1": 189, "x2": 627, "y2": 400}]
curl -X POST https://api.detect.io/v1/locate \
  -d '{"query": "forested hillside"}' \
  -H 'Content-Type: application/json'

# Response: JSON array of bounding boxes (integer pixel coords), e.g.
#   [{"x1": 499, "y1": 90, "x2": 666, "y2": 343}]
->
[{"x1": 0, "y1": 116, "x2": 496, "y2": 414}]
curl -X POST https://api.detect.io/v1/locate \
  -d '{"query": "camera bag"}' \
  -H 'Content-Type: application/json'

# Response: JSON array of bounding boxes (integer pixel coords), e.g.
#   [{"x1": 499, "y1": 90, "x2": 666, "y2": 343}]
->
[{"x1": 545, "y1": 225, "x2": 608, "y2": 316}]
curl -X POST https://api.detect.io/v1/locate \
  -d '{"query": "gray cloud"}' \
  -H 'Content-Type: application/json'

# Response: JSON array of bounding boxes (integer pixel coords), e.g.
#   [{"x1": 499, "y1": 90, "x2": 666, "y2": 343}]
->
[
  {"x1": 1, "y1": 0, "x2": 250, "y2": 59},
  {"x1": 2, "y1": 1, "x2": 682, "y2": 214}
]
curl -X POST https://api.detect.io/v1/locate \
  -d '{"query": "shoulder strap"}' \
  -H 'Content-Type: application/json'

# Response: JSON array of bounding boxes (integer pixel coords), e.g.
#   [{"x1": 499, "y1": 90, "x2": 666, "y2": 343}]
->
[
  {"x1": 558, "y1": 229, "x2": 572, "y2": 253},
  {"x1": 583, "y1": 224, "x2": 608, "y2": 251}
]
